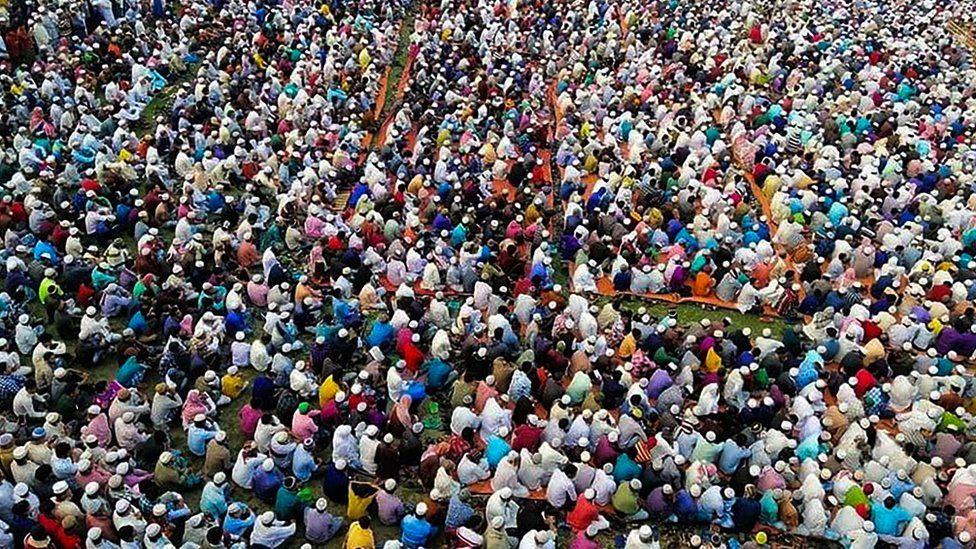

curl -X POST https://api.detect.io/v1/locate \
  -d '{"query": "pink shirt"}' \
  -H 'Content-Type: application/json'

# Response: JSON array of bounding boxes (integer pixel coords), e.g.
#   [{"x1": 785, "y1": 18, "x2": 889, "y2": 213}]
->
[
  {"x1": 238, "y1": 405, "x2": 263, "y2": 439},
  {"x1": 83, "y1": 415, "x2": 112, "y2": 447},
  {"x1": 291, "y1": 410, "x2": 320, "y2": 440},
  {"x1": 247, "y1": 282, "x2": 268, "y2": 307}
]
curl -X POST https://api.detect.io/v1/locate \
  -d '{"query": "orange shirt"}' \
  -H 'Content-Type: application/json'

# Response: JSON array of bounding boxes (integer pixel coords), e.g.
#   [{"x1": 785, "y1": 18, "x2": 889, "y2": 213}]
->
[{"x1": 691, "y1": 272, "x2": 714, "y2": 297}]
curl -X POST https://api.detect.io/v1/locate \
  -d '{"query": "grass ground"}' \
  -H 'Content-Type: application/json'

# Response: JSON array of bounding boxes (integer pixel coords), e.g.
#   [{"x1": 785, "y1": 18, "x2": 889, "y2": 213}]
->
[
  {"x1": 133, "y1": 62, "x2": 200, "y2": 138},
  {"x1": 550, "y1": 257, "x2": 790, "y2": 338},
  {"x1": 379, "y1": 10, "x2": 416, "y2": 123}
]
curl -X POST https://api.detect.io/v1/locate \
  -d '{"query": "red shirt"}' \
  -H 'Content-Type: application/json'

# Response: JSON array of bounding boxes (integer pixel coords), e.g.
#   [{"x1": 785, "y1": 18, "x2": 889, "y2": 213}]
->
[
  {"x1": 446, "y1": 434, "x2": 472, "y2": 461},
  {"x1": 861, "y1": 320, "x2": 882, "y2": 343},
  {"x1": 400, "y1": 342, "x2": 425, "y2": 373},
  {"x1": 928, "y1": 284, "x2": 952, "y2": 302},
  {"x1": 854, "y1": 368, "x2": 877, "y2": 398},
  {"x1": 749, "y1": 25, "x2": 763, "y2": 43},
  {"x1": 567, "y1": 497, "x2": 601, "y2": 533},
  {"x1": 511, "y1": 424, "x2": 543, "y2": 452}
]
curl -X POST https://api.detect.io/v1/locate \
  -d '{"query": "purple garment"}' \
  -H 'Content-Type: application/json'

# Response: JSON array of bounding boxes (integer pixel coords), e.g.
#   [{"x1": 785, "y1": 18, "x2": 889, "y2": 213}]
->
[
  {"x1": 303, "y1": 508, "x2": 344, "y2": 543},
  {"x1": 668, "y1": 266, "x2": 686, "y2": 291},
  {"x1": 698, "y1": 336, "x2": 716, "y2": 354},
  {"x1": 375, "y1": 490, "x2": 405, "y2": 526},
  {"x1": 910, "y1": 306, "x2": 931, "y2": 324},
  {"x1": 937, "y1": 328, "x2": 961, "y2": 356},
  {"x1": 366, "y1": 408, "x2": 386, "y2": 427},
  {"x1": 309, "y1": 342, "x2": 329, "y2": 372},
  {"x1": 932, "y1": 432, "x2": 963, "y2": 463},
  {"x1": 646, "y1": 369, "x2": 673, "y2": 400},
  {"x1": 938, "y1": 328, "x2": 976, "y2": 357},
  {"x1": 646, "y1": 487, "x2": 673, "y2": 518},
  {"x1": 593, "y1": 435, "x2": 620, "y2": 466}
]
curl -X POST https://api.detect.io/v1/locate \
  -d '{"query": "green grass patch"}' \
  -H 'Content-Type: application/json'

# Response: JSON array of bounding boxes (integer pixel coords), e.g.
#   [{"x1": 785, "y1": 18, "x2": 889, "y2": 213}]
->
[
  {"x1": 550, "y1": 256, "x2": 788, "y2": 337},
  {"x1": 380, "y1": 10, "x2": 416, "y2": 123},
  {"x1": 134, "y1": 62, "x2": 201, "y2": 137}
]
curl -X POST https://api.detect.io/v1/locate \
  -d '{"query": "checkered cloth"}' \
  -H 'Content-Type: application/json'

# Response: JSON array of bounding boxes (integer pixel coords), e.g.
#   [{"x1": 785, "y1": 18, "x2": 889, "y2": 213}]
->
[{"x1": 863, "y1": 386, "x2": 890, "y2": 416}]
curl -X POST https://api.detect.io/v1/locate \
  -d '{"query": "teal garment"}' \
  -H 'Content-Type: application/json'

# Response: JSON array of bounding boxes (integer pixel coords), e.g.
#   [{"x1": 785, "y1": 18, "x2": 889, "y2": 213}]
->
[
  {"x1": 827, "y1": 201, "x2": 848, "y2": 226},
  {"x1": 450, "y1": 224, "x2": 469, "y2": 247},
  {"x1": 897, "y1": 83, "x2": 916, "y2": 100},
  {"x1": 315, "y1": 323, "x2": 341, "y2": 341},
  {"x1": 612, "y1": 453, "x2": 642, "y2": 483},
  {"x1": 128, "y1": 310, "x2": 149, "y2": 334},
  {"x1": 91, "y1": 268, "x2": 116, "y2": 290},
  {"x1": 566, "y1": 374, "x2": 590, "y2": 404},
  {"x1": 260, "y1": 224, "x2": 281, "y2": 251},
  {"x1": 274, "y1": 486, "x2": 303, "y2": 521},
  {"x1": 116, "y1": 356, "x2": 145, "y2": 387},
  {"x1": 871, "y1": 502, "x2": 911, "y2": 536},
  {"x1": 705, "y1": 127, "x2": 720, "y2": 145},
  {"x1": 795, "y1": 434, "x2": 821, "y2": 462},
  {"x1": 198, "y1": 287, "x2": 228, "y2": 311},
  {"x1": 789, "y1": 198, "x2": 805, "y2": 215},
  {"x1": 485, "y1": 435, "x2": 512, "y2": 469},
  {"x1": 935, "y1": 357, "x2": 955, "y2": 376},
  {"x1": 835, "y1": 115, "x2": 851, "y2": 135},
  {"x1": 690, "y1": 438, "x2": 721, "y2": 463},
  {"x1": 759, "y1": 490, "x2": 779, "y2": 524}
]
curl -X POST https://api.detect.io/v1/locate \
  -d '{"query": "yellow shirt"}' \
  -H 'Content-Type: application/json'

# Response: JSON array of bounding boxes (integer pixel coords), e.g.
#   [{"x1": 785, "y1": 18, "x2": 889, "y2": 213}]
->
[
  {"x1": 221, "y1": 374, "x2": 246, "y2": 399},
  {"x1": 358, "y1": 48, "x2": 372, "y2": 70},
  {"x1": 617, "y1": 333, "x2": 637, "y2": 359},
  {"x1": 481, "y1": 142, "x2": 497, "y2": 164},
  {"x1": 705, "y1": 348, "x2": 722, "y2": 373},
  {"x1": 318, "y1": 375, "x2": 340, "y2": 408},
  {"x1": 347, "y1": 483, "x2": 376, "y2": 520},
  {"x1": 344, "y1": 523, "x2": 375, "y2": 549}
]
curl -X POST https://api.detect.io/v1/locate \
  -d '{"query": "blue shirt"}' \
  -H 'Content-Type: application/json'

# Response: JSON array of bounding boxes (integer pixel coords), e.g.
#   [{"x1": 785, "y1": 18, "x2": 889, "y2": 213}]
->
[
  {"x1": 425, "y1": 359, "x2": 453, "y2": 390},
  {"x1": 116, "y1": 356, "x2": 145, "y2": 387},
  {"x1": 201, "y1": 482, "x2": 229, "y2": 518},
  {"x1": 253, "y1": 468, "x2": 284, "y2": 502},
  {"x1": 485, "y1": 436, "x2": 512, "y2": 469},
  {"x1": 187, "y1": 425, "x2": 218, "y2": 456},
  {"x1": 445, "y1": 495, "x2": 475, "y2": 529},
  {"x1": 401, "y1": 515, "x2": 435, "y2": 547},
  {"x1": 293, "y1": 445, "x2": 316, "y2": 482},
  {"x1": 872, "y1": 502, "x2": 911, "y2": 536},
  {"x1": 612, "y1": 454, "x2": 642, "y2": 483},
  {"x1": 223, "y1": 505, "x2": 255, "y2": 536},
  {"x1": 365, "y1": 321, "x2": 395, "y2": 349},
  {"x1": 718, "y1": 443, "x2": 751, "y2": 475}
]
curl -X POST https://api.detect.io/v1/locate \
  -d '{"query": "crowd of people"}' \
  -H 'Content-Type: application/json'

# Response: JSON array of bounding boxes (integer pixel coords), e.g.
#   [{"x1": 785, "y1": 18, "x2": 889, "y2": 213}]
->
[{"x1": 0, "y1": 0, "x2": 976, "y2": 546}]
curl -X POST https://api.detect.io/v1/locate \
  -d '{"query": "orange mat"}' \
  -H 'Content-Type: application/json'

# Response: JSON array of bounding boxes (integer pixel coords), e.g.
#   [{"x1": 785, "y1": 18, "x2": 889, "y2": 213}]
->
[
  {"x1": 593, "y1": 276, "x2": 781, "y2": 317},
  {"x1": 360, "y1": 65, "x2": 392, "y2": 152},
  {"x1": 378, "y1": 275, "x2": 471, "y2": 297},
  {"x1": 468, "y1": 480, "x2": 548, "y2": 500},
  {"x1": 365, "y1": 36, "x2": 416, "y2": 150}
]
